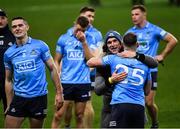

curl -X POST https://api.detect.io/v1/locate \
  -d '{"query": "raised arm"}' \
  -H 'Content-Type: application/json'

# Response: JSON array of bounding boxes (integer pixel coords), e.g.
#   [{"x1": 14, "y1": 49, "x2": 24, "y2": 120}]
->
[
  {"x1": 76, "y1": 31, "x2": 94, "y2": 60},
  {"x1": 45, "y1": 57, "x2": 64, "y2": 111}
]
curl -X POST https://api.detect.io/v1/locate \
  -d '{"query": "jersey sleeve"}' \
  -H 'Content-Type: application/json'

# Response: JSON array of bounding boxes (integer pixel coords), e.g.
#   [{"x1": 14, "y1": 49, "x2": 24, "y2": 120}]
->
[
  {"x1": 155, "y1": 25, "x2": 168, "y2": 40},
  {"x1": 102, "y1": 55, "x2": 113, "y2": 66},
  {"x1": 40, "y1": 41, "x2": 52, "y2": 62},
  {"x1": 4, "y1": 52, "x2": 12, "y2": 70},
  {"x1": 56, "y1": 35, "x2": 65, "y2": 54}
]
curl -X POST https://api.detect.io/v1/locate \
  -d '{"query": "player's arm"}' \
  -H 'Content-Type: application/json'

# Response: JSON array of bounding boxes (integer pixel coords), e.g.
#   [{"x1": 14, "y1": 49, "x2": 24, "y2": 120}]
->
[
  {"x1": 94, "y1": 72, "x2": 109, "y2": 96},
  {"x1": 95, "y1": 69, "x2": 127, "y2": 96},
  {"x1": 87, "y1": 57, "x2": 103, "y2": 67},
  {"x1": 155, "y1": 33, "x2": 178, "y2": 62},
  {"x1": 76, "y1": 31, "x2": 94, "y2": 60},
  {"x1": 118, "y1": 51, "x2": 158, "y2": 68},
  {"x1": 5, "y1": 69, "x2": 13, "y2": 113},
  {"x1": 54, "y1": 53, "x2": 63, "y2": 74},
  {"x1": 45, "y1": 58, "x2": 64, "y2": 111}
]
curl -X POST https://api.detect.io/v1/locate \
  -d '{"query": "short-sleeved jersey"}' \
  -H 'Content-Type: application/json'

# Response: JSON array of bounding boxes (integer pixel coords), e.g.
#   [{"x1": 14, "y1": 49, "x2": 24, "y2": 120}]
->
[
  {"x1": 127, "y1": 22, "x2": 167, "y2": 71},
  {"x1": 87, "y1": 25, "x2": 103, "y2": 47},
  {"x1": 102, "y1": 55, "x2": 151, "y2": 106},
  {"x1": 86, "y1": 25, "x2": 103, "y2": 79},
  {"x1": 4, "y1": 37, "x2": 51, "y2": 98},
  {"x1": 56, "y1": 28, "x2": 96, "y2": 84}
]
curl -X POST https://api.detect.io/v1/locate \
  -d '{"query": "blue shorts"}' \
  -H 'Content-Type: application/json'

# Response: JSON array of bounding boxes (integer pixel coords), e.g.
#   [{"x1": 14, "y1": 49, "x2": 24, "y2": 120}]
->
[
  {"x1": 6, "y1": 94, "x2": 47, "y2": 119},
  {"x1": 151, "y1": 72, "x2": 158, "y2": 90},
  {"x1": 62, "y1": 83, "x2": 91, "y2": 102}
]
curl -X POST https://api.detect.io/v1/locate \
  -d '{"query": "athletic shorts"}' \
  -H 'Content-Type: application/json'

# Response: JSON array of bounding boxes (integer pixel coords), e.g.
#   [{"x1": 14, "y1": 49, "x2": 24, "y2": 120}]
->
[
  {"x1": 151, "y1": 71, "x2": 158, "y2": 90},
  {"x1": 62, "y1": 83, "x2": 91, "y2": 102},
  {"x1": 109, "y1": 103, "x2": 144, "y2": 128},
  {"x1": 6, "y1": 94, "x2": 47, "y2": 119}
]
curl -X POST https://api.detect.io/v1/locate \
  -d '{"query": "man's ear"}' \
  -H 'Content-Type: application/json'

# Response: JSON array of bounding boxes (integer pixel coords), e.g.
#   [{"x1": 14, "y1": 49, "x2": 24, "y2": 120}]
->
[{"x1": 136, "y1": 42, "x2": 139, "y2": 48}]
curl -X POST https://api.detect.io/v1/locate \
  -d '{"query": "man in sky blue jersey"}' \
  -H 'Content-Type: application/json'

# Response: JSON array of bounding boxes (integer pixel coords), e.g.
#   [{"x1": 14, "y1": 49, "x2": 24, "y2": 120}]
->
[
  {"x1": 126, "y1": 5, "x2": 178, "y2": 128},
  {"x1": 80, "y1": 6, "x2": 103, "y2": 128},
  {"x1": 63, "y1": 6, "x2": 103, "y2": 128},
  {"x1": 87, "y1": 32, "x2": 151, "y2": 128},
  {"x1": 4, "y1": 17, "x2": 63, "y2": 128},
  {"x1": 51, "y1": 16, "x2": 96, "y2": 128}
]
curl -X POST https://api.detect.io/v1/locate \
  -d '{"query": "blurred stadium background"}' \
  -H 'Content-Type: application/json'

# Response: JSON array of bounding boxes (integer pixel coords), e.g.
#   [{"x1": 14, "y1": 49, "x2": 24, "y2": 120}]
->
[{"x1": 0, "y1": 0, "x2": 180, "y2": 128}]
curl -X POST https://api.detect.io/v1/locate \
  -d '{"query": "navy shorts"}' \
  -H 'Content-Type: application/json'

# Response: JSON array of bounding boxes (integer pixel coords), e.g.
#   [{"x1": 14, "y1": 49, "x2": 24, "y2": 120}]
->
[
  {"x1": 6, "y1": 94, "x2": 47, "y2": 119},
  {"x1": 62, "y1": 83, "x2": 91, "y2": 102},
  {"x1": 151, "y1": 71, "x2": 158, "y2": 90},
  {"x1": 109, "y1": 103, "x2": 144, "y2": 128}
]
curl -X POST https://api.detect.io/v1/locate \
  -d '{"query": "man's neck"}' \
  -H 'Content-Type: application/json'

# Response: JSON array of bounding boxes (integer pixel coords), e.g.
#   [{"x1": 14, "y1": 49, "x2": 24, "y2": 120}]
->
[
  {"x1": 136, "y1": 20, "x2": 147, "y2": 28},
  {"x1": 16, "y1": 35, "x2": 28, "y2": 46}
]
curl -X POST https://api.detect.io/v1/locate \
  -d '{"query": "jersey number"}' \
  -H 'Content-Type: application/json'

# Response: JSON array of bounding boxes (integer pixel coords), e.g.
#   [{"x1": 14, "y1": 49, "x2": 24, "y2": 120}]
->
[{"x1": 115, "y1": 64, "x2": 144, "y2": 86}]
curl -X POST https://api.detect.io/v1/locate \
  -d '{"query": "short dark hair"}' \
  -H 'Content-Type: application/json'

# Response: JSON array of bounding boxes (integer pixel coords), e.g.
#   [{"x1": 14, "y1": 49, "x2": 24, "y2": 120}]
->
[
  {"x1": 11, "y1": 16, "x2": 28, "y2": 25},
  {"x1": 76, "y1": 16, "x2": 89, "y2": 28},
  {"x1": 79, "y1": 6, "x2": 95, "y2": 14},
  {"x1": 123, "y1": 33, "x2": 137, "y2": 47},
  {"x1": 131, "y1": 5, "x2": 146, "y2": 12},
  {"x1": 12, "y1": 16, "x2": 25, "y2": 21}
]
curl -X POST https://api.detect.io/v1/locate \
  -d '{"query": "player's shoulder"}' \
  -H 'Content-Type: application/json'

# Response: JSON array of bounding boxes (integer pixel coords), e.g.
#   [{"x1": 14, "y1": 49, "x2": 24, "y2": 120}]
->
[
  {"x1": 4, "y1": 44, "x2": 15, "y2": 55},
  {"x1": 31, "y1": 37, "x2": 47, "y2": 47}
]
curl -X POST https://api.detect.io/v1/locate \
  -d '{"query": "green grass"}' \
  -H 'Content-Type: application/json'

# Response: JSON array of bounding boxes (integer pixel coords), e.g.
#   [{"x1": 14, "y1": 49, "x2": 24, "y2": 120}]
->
[{"x1": 0, "y1": 0, "x2": 180, "y2": 128}]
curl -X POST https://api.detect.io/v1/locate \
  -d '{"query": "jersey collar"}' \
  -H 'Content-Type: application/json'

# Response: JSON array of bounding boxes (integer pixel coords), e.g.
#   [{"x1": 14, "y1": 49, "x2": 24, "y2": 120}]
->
[{"x1": 133, "y1": 21, "x2": 150, "y2": 30}]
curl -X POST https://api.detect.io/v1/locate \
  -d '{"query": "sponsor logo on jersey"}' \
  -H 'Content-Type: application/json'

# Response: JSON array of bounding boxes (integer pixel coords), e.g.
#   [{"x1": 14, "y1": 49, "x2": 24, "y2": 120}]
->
[
  {"x1": 67, "y1": 50, "x2": 84, "y2": 60},
  {"x1": 15, "y1": 59, "x2": 36, "y2": 73}
]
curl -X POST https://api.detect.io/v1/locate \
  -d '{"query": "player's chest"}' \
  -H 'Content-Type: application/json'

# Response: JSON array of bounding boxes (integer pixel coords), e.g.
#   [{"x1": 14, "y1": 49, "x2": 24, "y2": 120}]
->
[{"x1": 11, "y1": 46, "x2": 41, "y2": 64}]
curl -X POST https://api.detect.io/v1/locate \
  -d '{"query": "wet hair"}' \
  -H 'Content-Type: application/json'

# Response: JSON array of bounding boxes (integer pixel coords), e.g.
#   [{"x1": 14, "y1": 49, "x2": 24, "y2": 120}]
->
[
  {"x1": 76, "y1": 16, "x2": 89, "y2": 28},
  {"x1": 131, "y1": 5, "x2": 146, "y2": 12},
  {"x1": 80, "y1": 6, "x2": 95, "y2": 14},
  {"x1": 123, "y1": 32, "x2": 137, "y2": 47}
]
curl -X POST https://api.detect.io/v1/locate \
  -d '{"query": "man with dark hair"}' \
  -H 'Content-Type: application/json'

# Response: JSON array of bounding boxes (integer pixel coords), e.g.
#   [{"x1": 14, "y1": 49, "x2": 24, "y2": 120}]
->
[
  {"x1": 93, "y1": 30, "x2": 158, "y2": 128},
  {"x1": 79, "y1": 6, "x2": 103, "y2": 128},
  {"x1": 63, "y1": 6, "x2": 103, "y2": 128},
  {"x1": 0, "y1": 9, "x2": 15, "y2": 115},
  {"x1": 51, "y1": 16, "x2": 96, "y2": 128},
  {"x1": 87, "y1": 32, "x2": 152, "y2": 128},
  {"x1": 4, "y1": 17, "x2": 63, "y2": 128},
  {"x1": 127, "y1": 4, "x2": 178, "y2": 128}
]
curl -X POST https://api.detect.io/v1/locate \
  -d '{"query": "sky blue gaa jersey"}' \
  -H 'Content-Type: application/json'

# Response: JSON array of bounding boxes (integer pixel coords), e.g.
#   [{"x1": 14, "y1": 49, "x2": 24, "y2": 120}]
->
[
  {"x1": 102, "y1": 55, "x2": 151, "y2": 106},
  {"x1": 4, "y1": 37, "x2": 51, "y2": 98},
  {"x1": 86, "y1": 25, "x2": 103, "y2": 80},
  {"x1": 87, "y1": 25, "x2": 103, "y2": 47},
  {"x1": 127, "y1": 22, "x2": 167, "y2": 72},
  {"x1": 56, "y1": 28, "x2": 96, "y2": 84}
]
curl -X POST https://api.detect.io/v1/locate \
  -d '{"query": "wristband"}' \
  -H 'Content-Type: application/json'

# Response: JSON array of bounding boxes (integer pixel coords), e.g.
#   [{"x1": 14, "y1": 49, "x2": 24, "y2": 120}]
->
[{"x1": 108, "y1": 77, "x2": 113, "y2": 84}]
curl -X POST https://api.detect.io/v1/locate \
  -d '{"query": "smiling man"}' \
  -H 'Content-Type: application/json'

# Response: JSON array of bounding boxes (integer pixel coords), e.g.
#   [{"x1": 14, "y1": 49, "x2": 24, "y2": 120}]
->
[{"x1": 4, "y1": 17, "x2": 63, "y2": 128}]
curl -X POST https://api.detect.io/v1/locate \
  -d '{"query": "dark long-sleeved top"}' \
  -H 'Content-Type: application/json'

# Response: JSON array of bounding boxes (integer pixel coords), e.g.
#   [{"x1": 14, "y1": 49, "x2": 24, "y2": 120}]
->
[{"x1": 0, "y1": 25, "x2": 15, "y2": 77}]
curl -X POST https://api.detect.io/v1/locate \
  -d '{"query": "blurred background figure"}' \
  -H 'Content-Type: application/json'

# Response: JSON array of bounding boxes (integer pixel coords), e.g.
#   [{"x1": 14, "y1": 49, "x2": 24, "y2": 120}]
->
[{"x1": 0, "y1": 9, "x2": 15, "y2": 116}]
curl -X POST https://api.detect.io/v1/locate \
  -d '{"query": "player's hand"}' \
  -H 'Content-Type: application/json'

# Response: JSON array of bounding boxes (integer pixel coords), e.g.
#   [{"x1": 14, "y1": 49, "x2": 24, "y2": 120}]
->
[
  {"x1": 117, "y1": 51, "x2": 136, "y2": 58},
  {"x1": 110, "y1": 69, "x2": 127, "y2": 83},
  {"x1": 155, "y1": 54, "x2": 164, "y2": 63},
  {"x1": 76, "y1": 31, "x2": 86, "y2": 43},
  {"x1": 55, "y1": 93, "x2": 64, "y2": 111}
]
